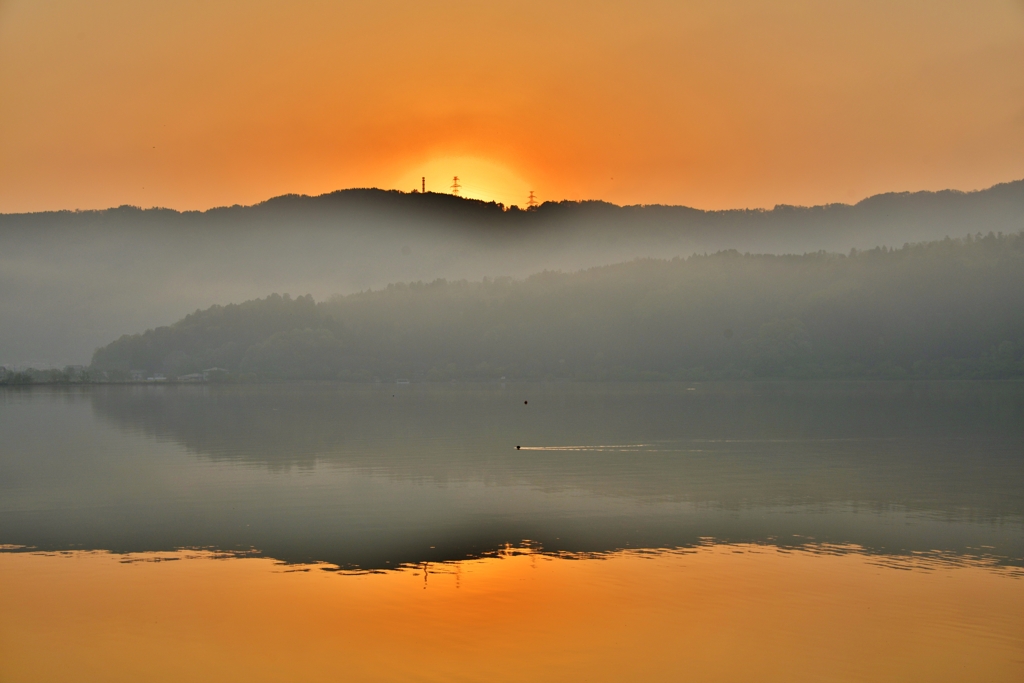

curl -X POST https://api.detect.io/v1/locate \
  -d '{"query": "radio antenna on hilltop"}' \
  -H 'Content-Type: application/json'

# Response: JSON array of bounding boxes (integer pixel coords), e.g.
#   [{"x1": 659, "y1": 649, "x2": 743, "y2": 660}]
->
[
  {"x1": 422, "y1": 177, "x2": 425, "y2": 193},
  {"x1": 527, "y1": 190, "x2": 538, "y2": 208},
  {"x1": 451, "y1": 176, "x2": 461, "y2": 196}
]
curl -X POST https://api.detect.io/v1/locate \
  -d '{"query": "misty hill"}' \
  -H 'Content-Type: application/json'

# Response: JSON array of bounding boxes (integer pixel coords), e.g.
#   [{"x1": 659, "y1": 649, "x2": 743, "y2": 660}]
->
[
  {"x1": 4, "y1": 179, "x2": 1024, "y2": 366},
  {"x1": 89, "y1": 232, "x2": 1024, "y2": 382}
]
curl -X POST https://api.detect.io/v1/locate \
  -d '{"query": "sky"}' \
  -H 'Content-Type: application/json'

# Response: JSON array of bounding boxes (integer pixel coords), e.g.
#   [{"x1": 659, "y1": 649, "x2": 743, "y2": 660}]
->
[{"x1": 1, "y1": 0, "x2": 1023, "y2": 212}]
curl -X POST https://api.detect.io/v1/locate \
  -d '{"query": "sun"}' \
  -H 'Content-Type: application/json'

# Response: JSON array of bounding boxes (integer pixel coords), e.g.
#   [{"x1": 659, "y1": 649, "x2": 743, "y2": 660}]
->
[{"x1": 390, "y1": 156, "x2": 534, "y2": 207}]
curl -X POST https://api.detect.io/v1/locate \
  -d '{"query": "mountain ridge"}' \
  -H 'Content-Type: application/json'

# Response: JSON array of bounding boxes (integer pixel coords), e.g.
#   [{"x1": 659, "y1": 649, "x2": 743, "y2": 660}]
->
[
  {"x1": 3, "y1": 178, "x2": 1023, "y2": 366},
  {"x1": 3, "y1": 177, "x2": 1022, "y2": 220},
  {"x1": 84, "y1": 231, "x2": 1024, "y2": 382}
]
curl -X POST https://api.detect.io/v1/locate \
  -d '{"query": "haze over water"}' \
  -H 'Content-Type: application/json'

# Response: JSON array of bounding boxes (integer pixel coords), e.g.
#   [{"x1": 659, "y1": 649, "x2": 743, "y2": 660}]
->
[{"x1": 2, "y1": 381, "x2": 1023, "y2": 681}]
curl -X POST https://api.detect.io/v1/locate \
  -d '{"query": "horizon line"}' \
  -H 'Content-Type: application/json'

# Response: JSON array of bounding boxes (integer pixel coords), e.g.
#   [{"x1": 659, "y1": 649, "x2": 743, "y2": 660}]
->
[{"x1": 3, "y1": 177, "x2": 1022, "y2": 218}]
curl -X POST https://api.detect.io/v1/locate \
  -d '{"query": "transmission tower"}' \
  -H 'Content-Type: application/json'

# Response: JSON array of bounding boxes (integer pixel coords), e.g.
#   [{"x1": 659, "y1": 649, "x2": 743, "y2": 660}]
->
[
  {"x1": 527, "y1": 190, "x2": 538, "y2": 208},
  {"x1": 422, "y1": 177, "x2": 425, "y2": 193},
  {"x1": 451, "y1": 176, "x2": 461, "y2": 196}
]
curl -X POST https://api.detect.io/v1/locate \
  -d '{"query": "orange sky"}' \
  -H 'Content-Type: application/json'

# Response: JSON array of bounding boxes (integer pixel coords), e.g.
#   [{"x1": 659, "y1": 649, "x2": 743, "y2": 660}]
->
[{"x1": 1, "y1": 0, "x2": 1023, "y2": 212}]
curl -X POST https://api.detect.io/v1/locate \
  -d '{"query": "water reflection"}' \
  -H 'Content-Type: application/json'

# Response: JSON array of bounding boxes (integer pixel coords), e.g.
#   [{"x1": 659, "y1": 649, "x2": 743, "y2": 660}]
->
[
  {"x1": 1, "y1": 382, "x2": 1022, "y2": 568},
  {"x1": 2, "y1": 544, "x2": 1022, "y2": 683}
]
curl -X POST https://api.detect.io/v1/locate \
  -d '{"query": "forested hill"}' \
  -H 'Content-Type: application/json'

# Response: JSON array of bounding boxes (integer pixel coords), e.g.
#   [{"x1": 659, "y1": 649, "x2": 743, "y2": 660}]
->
[
  {"x1": 6, "y1": 179, "x2": 1024, "y2": 245},
  {"x1": 4, "y1": 179, "x2": 1024, "y2": 366},
  {"x1": 90, "y1": 232, "x2": 1024, "y2": 381}
]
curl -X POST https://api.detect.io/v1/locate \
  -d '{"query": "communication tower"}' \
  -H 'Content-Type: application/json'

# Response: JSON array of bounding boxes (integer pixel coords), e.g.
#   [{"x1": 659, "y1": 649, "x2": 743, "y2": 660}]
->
[
  {"x1": 527, "y1": 191, "x2": 538, "y2": 208},
  {"x1": 451, "y1": 176, "x2": 461, "y2": 196},
  {"x1": 422, "y1": 177, "x2": 426, "y2": 193}
]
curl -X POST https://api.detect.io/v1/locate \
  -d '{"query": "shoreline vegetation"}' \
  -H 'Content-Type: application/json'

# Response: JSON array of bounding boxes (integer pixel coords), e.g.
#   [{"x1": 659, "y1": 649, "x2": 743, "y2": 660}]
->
[{"x1": 7, "y1": 231, "x2": 1024, "y2": 385}]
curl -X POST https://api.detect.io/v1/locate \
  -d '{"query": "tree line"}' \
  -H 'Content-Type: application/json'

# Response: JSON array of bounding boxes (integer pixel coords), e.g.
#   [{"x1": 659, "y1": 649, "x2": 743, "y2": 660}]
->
[{"x1": 85, "y1": 231, "x2": 1024, "y2": 382}]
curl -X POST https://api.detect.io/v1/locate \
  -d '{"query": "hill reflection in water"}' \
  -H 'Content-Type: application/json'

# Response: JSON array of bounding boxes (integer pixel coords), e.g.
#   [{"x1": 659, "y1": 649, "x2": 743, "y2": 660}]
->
[{"x1": 1, "y1": 382, "x2": 1022, "y2": 569}]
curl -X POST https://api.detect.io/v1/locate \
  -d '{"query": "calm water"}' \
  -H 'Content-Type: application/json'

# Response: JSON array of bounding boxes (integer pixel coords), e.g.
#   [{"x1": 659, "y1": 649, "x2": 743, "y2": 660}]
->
[{"x1": 2, "y1": 382, "x2": 1023, "y2": 682}]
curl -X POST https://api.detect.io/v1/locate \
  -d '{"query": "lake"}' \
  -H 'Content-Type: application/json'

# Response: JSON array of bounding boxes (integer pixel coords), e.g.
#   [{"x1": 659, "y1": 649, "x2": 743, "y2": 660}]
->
[{"x1": 2, "y1": 382, "x2": 1023, "y2": 682}]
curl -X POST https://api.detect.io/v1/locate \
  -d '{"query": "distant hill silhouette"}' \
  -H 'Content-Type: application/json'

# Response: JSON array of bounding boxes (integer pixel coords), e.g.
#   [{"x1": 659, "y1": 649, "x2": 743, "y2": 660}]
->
[
  {"x1": 3, "y1": 180, "x2": 1023, "y2": 365},
  {"x1": 86, "y1": 232, "x2": 1024, "y2": 383},
  {"x1": 6, "y1": 179, "x2": 1024, "y2": 240}
]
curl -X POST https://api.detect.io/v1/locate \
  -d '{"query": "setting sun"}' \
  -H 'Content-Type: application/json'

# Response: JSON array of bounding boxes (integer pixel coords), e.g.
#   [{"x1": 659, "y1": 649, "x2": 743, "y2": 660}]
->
[{"x1": 391, "y1": 156, "x2": 534, "y2": 207}]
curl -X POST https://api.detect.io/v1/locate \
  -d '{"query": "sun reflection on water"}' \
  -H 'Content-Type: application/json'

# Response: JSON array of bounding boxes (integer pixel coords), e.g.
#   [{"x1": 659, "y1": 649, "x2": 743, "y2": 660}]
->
[{"x1": 2, "y1": 543, "x2": 1022, "y2": 683}]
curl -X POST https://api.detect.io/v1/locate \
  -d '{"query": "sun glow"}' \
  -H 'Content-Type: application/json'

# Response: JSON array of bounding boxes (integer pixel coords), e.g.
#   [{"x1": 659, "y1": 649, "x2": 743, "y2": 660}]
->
[{"x1": 391, "y1": 156, "x2": 534, "y2": 207}]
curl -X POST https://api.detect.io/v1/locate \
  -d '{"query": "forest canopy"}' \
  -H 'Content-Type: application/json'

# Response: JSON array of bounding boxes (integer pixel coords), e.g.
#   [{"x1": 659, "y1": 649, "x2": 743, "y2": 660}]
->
[
  {"x1": 88, "y1": 232, "x2": 1024, "y2": 382},
  {"x1": 4, "y1": 179, "x2": 1023, "y2": 366}
]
